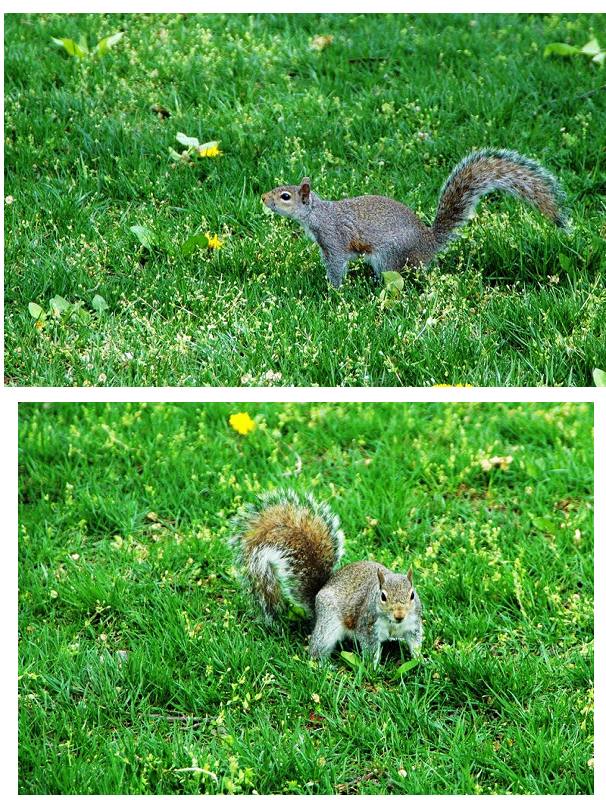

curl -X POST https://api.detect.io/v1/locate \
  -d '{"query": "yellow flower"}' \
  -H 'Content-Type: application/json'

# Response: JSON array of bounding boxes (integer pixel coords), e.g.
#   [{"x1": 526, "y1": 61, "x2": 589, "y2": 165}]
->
[
  {"x1": 206, "y1": 233, "x2": 224, "y2": 250},
  {"x1": 432, "y1": 384, "x2": 474, "y2": 388},
  {"x1": 197, "y1": 141, "x2": 221, "y2": 157},
  {"x1": 229, "y1": 412, "x2": 255, "y2": 436}
]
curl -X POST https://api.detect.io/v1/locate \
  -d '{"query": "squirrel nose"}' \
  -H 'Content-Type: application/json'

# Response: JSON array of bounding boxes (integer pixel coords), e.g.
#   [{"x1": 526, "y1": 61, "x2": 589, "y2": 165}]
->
[{"x1": 394, "y1": 610, "x2": 405, "y2": 621}]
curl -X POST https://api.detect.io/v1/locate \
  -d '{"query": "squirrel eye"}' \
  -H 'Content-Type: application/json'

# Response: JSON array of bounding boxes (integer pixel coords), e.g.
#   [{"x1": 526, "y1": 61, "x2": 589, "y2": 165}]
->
[
  {"x1": 280, "y1": 192, "x2": 291, "y2": 201},
  {"x1": 410, "y1": 591, "x2": 415, "y2": 600},
  {"x1": 380, "y1": 591, "x2": 387, "y2": 602}
]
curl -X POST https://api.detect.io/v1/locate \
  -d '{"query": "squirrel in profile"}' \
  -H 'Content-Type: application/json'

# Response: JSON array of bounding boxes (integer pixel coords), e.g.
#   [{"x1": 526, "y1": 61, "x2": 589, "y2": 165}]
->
[
  {"x1": 262, "y1": 149, "x2": 568, "y2": 288},
  {"x1": 230, "y1": 490, "x2": 423, "y2": 665}
]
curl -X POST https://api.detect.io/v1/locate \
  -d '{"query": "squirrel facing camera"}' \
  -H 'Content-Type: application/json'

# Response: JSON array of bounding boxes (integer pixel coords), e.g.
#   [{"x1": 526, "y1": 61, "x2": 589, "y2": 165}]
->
[
  {"x1": 311, "y1": 561, "x2": 423, "y2": 666},
  {"x1": 230, "y1": 491, "x2": 423, "y2": 666},
  {"x1": 262, "y1": 149, "x2": 569, "y2": 288}
]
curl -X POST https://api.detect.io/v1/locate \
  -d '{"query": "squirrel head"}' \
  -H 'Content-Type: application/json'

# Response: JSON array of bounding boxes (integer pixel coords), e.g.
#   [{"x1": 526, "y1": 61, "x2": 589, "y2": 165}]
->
[
  {"x1": 262, "y1": 178, "x2": 313, "y2": 222},
  {"x1": 376, "y1": 566, "x2": 416, "y2": 623}
]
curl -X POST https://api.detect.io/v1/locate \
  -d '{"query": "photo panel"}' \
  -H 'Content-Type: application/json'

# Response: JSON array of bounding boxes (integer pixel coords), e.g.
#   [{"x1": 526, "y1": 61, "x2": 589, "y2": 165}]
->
[
  {"x1": 18, "y1": 401, "x2": 594, "y2": 794},
  {"x1": 4, "y1": 13, "x2": 605, "y2": 387}
]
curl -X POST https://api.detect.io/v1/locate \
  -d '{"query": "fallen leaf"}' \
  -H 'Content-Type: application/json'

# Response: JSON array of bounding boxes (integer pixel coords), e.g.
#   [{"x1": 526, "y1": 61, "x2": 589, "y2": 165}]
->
[{"x1": 310, "y1": 34, "x2": 334, "y2": 51}]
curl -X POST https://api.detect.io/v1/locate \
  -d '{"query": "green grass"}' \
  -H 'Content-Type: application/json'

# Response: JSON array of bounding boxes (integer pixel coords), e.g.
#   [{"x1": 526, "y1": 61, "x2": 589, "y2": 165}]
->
[
  {"x1": 19, "y1": 402, "x2": 594, "y2": 793},
  {"x1": 4, "y1": 13, "x2": 606, "y2": 387}
]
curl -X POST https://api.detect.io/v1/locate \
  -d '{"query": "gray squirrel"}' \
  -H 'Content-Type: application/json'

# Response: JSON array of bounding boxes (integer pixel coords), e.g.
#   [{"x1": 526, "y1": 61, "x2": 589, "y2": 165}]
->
[
  {"x1": 262, "y1": 148, "x2": 568, "y2": 288},
  {"x1": 230, "y1": 490, "x2": 423, "y2": 666}
]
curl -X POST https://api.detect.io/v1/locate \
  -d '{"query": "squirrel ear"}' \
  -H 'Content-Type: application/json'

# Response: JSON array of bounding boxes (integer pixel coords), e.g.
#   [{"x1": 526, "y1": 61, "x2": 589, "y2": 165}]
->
[
  {"x1": 377, "y1": 568, "x2": 385, "y2": 588},
  {"x1": 407, "y1": 566, "x2": 413, "y2": 584},
  {"x1": 299, "y1": 178, "x2": 311, "y2": 204}
]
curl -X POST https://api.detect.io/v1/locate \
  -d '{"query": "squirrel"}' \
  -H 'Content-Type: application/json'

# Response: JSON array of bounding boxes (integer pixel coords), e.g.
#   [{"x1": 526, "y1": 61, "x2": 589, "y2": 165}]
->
[
  {"x1": 230, "y1": 490, "x2": 423, "y2": 666},
  {"x1": 262, "y1": 148, "x2": 568, "y2": 288}
]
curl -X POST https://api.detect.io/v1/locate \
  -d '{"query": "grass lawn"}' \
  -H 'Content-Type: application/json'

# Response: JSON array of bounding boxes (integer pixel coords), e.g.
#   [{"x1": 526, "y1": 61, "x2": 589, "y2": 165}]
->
[
  {"x1": 19, "y1": 402, "x2": 594, "y2": 793},
  {"x1": 4, "y1": 13, "x2": 606, "y2": 387}
]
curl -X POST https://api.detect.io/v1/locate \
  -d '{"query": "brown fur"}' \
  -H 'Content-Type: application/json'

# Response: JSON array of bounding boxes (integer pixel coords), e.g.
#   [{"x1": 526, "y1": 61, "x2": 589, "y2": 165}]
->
[
  {"x1": 263, "y1": 150, "x2": 566, "y2": 288},
  {"x1": 252, "y1": 573, "x2": 281, "y2": 614},
  {"x1": 343, "y1": 612, "x2": 357, "y2": 630},
  {"x1": 434, "y1": 155, "x2": 563, "y2": 244},
  {"x1": 243, "y1": 503, "x2": 337, "y2": 607},
  {"x1": 348, "y1": 238, "x2": 373, "y2": 254}
]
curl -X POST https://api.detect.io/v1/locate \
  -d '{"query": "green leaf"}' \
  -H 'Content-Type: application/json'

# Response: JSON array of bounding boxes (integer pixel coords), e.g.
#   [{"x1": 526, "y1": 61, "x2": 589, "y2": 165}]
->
[
  {"x1": 94, "y1": 31, "x2": 124, "y2": 56},
  {"x1": 396, "y1": 658, "x2": 421, "y2": 677},
  {"x1": 92, "y1": 294, "x2": 109, "y2": 313},
  {"x1": 382, "y1": 271, "x2": 404, "y2": 292},
  {"x1": 130, "y1": 224, "x2": 155, "y2": 249},
  {"x1": 49, "y1": 295, "x2": 71, "y2": 316},
  {"x1": 340, "y1": 651, "x2": 363, "y2": 669},
  {"x1": 181, "y1": 233, "x2": 209, "y2": 255},
  {"x1": 593, "y1": 368, "x2": 606, "y2": 387},
  {"x1": 580, "y1": 38, "x2": 601, "y2": 57},
  {"x1": 286, "y1": 604, "x2": 307, "y2": 620},
  {"x1": 558, "y1": 252, "x2": 573, "y2": 273},
  {"x1": 176, "y1": 131, "x2": 200, "y2": 149},
  {"x1": 592, "y1": 52, "x2": 605, "y2": 66},
  {"x1": 70, "y1": 300, "x2": 91, "y2": 324},
  {"x1": 544, "y1": 42, "x2": 579, "y2": 58},
  {"x1": 51, "y1": 37, "x2": 88, "y2": 58},
  {"x1": 530, "y1": 514, "x2": 557, "y2": 534},
  {"x1": 168, "y1": 147, "x2": 185, "y2": 162},
  {"x1": 28, "y1": 302, "x2": 46, "y2": 320}
]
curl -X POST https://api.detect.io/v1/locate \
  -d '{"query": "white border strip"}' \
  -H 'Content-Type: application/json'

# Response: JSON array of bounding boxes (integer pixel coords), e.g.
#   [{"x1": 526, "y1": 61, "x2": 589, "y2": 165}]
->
[
  {"x1": 7, "y1": 386, "x2": 600, "y2": 402},
  {"x1": 6, "y1": 394, "x2": 601, "y2": 800}
]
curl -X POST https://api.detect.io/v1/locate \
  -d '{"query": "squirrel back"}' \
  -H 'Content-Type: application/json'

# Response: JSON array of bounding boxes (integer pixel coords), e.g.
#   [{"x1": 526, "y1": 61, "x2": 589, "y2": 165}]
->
[
  {"x1": 230, "y1": 490, "x2": 344, "y2": 621},
  {"x1": 262, "y1": 148, "x2": 568, "y2": 287}
]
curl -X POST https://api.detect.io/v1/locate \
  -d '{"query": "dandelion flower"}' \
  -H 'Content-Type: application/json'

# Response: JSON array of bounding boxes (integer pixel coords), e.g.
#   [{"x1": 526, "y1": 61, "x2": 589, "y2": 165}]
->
[
  {"x1": 229, "y1": 412, "x2": 255, "y2": 436},
  {"x1": 206, "y1": 233, "x2": 224, "y2": 250},
  {"x1": 198, "y1": 141, "x2": 221, "y2": 157}
]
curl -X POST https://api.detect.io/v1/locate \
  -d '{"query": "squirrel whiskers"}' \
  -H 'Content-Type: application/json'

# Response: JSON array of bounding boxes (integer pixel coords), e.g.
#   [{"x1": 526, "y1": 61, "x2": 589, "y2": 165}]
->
[{"x1": 262, "y1": 148, "x2": 568, "y2": 288}]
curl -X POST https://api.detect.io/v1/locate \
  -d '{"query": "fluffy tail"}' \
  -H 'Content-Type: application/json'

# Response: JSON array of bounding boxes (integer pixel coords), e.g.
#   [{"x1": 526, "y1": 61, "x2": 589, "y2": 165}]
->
[
  {"x1": 432, "y1": 149, "x2": 569, "y2": 248},
  {"x1": 230, "y1": 490, "x2": 344, "y2": 622}
]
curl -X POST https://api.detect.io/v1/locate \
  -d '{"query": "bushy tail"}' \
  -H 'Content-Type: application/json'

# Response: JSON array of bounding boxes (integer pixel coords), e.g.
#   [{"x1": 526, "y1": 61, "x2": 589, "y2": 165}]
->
[
  {"x1": 432, "y1": 149, "x2": 569, "y2": 248},
  {"x1": 230, "y1": 490, "x2": 344, "y2": 621}
]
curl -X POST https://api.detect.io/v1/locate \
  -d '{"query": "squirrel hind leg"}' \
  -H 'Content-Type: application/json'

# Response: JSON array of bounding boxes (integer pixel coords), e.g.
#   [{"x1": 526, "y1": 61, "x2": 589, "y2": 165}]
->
[{"x1": 367, "y1": 246, "x2": 431, "y2": 277}]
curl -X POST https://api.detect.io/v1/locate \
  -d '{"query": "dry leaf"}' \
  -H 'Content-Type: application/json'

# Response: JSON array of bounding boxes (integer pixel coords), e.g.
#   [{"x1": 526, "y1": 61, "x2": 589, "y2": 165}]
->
[{"x1": 310, "y1": 34, "x2": 334, "y2": 51}]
